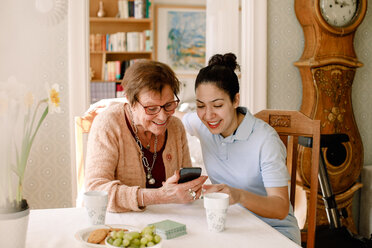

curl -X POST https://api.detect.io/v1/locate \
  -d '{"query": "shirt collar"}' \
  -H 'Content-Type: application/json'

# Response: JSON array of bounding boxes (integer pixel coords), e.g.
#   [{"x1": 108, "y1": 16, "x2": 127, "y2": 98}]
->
[{"x1": 219, "y1": 107, "x2": 255, "y2": 143}]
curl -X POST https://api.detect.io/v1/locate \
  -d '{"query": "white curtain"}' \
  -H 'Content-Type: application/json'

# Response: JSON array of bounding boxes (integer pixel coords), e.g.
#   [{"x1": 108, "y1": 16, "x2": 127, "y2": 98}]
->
[
  {"x1": 206, "y1": 0, "x2": 267, "y2": 113},
  {"x1": 68, "y1": 0, "x2": 90, "y2": 206},
  {"x1": 206, "y1": 0, "x2": 240, "y2": 64},
  {"x1": 241, "y1": 0, "x2": 267, "y2": 113}
]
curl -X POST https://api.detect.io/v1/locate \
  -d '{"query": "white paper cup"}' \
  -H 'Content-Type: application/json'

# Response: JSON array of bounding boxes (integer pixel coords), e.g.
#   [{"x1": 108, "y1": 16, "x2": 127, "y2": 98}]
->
[
  {"x1": 203, "y1": 192, "x2": 230, "y2": 232},
  {"x1": 83, "y1": 191, "x2": 108, "y2": 225}
]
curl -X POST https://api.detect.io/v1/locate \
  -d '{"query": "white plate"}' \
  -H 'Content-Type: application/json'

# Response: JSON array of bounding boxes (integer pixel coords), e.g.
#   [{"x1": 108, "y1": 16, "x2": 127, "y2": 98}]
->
[{"x1": 74, "y1": 224, "x2": 140, "y2": 248}]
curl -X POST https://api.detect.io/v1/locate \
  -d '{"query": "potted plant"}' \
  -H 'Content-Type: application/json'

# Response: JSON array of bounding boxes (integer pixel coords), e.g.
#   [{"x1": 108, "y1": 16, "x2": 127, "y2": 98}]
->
[{"x1": 0, "y1": 76, "x2": 61, "y2": 248}]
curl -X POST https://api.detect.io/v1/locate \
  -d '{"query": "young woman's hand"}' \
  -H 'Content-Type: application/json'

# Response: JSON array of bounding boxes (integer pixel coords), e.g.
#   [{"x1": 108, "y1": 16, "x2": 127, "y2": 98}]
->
[
  {"x1": 202, "y1": 184, "x2": 241, "y2": 205},
  {"x1": 159, "y1": 171, "x2": 208, "y2": 204}
]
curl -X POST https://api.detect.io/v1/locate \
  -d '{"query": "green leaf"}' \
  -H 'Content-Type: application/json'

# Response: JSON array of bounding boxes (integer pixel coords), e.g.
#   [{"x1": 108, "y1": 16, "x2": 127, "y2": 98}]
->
[
  {"x1": 11, "y1": 164, "x2": 20, "y2": 177},
  {"x1": 30, "y1": 106, "x2": 48, "y2": 146}
]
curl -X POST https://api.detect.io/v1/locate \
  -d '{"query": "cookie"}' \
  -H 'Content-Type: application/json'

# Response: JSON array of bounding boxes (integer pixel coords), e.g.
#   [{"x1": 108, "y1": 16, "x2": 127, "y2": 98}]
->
[{"x1": 87, "y1": 228, "x2": 109, "y2": 244}]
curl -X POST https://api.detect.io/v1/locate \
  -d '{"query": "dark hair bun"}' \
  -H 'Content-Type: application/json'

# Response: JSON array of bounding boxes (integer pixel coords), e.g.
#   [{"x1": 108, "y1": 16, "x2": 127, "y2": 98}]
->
[{"x1": 208, "y1": 53, "x2": 239, "y2": 71}]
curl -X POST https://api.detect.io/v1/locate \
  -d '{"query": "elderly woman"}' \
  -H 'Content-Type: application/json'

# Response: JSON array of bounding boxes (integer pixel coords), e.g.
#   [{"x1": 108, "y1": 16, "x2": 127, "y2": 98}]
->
[{"x1": 85, "y1": 60, "x2": 207, "y2": 212}]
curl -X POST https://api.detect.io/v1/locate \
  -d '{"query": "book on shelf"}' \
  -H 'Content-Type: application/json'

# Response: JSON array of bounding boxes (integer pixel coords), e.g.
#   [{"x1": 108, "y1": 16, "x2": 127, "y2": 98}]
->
[
  {"x1": 90, "y1": 34, "x2": 107, "y2": 52},
  {"x1": 145, "y1": 30, "x2": 152, "y2": 51},
  {"x1": 128, "y1": 1, "x2": 135, "y2": 17},
  {"x1": 126, "y1": 32, "x2": 139, "y2": 52},
  {"x1": 117, "y1": 0, "x2": 150, "y2": 19},
  {"x1": 104, "y1": 61, "x2": 120, "y2": 81},
  {"x1": 134, "y1": 0, "x2": 145, "y2": 19},
  {"x1": 145, "y1": 0, "x2": 151, "y2": 18},
  {"x1": 115, "y1": 61, "x2": 121, "y2": 80},
  {"x1": 90, "y1": 31, "x2": 151, "y2": 52},
  {"x1": 118, "y1": 0, "x2": 129, "y2": 18},
  {"x1": 103, "y1": 60, "x2": 138, "y2": 81}
]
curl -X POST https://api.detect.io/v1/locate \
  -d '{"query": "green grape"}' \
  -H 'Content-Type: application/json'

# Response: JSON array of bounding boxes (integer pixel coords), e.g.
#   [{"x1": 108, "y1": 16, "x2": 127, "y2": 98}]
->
[
  {"x1": 107, "y1": 237, "x2": 114, "y2": 245},
  {"x1": 129, "y1": 231, "x2": 141, "y2": 239},
  {"x1": 117, "y1": 230, "x2": 125, "y2": 239},
  {"x1": 113, "y1": 238, "x2": 123, "y2": 247},
  {"x1": 110, "y1": 231, "x2": 118, "y2": 239},
  {"x1": 140, "y1": 245, "x2": 146, "y2": 248},
  {"x1": 141, "y1": 226, "x2": 153, "y2": 235},
  {"x1": 122, "y1": 238, "x2": 130, "y2": 247},
  {"x1": 140, "y1": 237, "x2": 148, "y2": 245},
  {"x1": 144, "y1": 234, "x2": 153, "y2": 242},
  {"x1": 124, "y1": 233, "x2": 133, "y2": 241},
  {"x1": 153, "y1": 235, "x2": 161, "y2": 244},
  {"x1": 131, "y1": 238, "x2": 141, "y2": 246},
  {"x1": 147, "y1": 241, "x2": 155, "y2": 247}
]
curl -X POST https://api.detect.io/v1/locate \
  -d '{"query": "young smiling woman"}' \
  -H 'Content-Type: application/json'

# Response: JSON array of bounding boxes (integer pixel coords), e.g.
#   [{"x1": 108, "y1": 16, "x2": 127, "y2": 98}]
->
[
  {"x1": 176, "y1": 53, "x2": 301, "y2": 245},
  {"x1": 195, "y1": 83, "x2": 244, "y2": 138}
]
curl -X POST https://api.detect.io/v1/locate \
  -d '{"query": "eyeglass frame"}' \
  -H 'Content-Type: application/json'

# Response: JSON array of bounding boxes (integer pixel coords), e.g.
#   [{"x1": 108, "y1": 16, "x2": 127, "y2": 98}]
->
[{"x1": 135, "y1": 94, "x2": 180, "y2": 115}]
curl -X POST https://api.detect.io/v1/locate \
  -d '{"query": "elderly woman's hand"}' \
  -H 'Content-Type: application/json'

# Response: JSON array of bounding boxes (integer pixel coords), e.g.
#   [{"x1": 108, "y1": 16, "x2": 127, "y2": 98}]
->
[{"x1": 159, "y1": 171, "x2": 208, "y2": 204}]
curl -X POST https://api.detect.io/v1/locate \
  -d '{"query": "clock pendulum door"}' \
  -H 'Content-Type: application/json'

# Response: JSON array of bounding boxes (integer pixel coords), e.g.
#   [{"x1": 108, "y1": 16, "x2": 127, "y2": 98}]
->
[{"x1": 293, "y1": 0, "x2": 367, "y2": 234}]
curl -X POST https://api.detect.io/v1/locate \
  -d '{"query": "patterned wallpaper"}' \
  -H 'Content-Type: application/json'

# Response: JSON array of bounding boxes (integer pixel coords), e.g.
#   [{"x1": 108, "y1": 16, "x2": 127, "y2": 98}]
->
[
  {"x1": 22, "y1": 14, "x2": 71, "y2": 208},
  {"x1": 267, "y1": 0, "x2": 372, "y2": 166},
  {"x1": 0, "y1": 0, "x2": 71, "y2": 209}
]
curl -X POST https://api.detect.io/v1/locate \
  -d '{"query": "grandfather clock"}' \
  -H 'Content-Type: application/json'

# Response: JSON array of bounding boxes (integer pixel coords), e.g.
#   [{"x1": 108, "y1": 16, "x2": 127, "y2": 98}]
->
[{"x1": 294, "y1": 0, "x2": 367, "y2": 233}]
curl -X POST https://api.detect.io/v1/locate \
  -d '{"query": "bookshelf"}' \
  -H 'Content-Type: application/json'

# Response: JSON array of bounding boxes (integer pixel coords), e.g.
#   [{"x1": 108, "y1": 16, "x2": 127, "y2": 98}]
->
[{"x1": 89, "y1": 0, "x2": 153, "y2": 103}]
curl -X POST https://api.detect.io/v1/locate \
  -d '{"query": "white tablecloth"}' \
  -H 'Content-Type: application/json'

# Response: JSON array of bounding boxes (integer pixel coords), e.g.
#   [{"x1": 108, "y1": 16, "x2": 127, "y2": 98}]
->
[{"x1": 26, "y1": 200, "x2": 300, "y2": 248}]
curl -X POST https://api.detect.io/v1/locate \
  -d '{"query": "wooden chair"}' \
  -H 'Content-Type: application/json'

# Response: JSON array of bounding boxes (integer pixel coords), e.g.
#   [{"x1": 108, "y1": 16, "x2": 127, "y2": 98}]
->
[
  {"x1": 74, "y1": 98, "x2": 126, "y2": 206},
  {"x1": 255, "y1": 110, "x2": 321, "y2": 248},
  {"x1": 74, "y1": 116, "x2": 93, "y2": 206}
]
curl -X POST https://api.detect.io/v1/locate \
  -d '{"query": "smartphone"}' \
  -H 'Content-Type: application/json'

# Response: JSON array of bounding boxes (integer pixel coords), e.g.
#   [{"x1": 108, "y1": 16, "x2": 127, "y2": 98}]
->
[{"x1": 178, "y1": 167, "x2": 202, "y2": 184}]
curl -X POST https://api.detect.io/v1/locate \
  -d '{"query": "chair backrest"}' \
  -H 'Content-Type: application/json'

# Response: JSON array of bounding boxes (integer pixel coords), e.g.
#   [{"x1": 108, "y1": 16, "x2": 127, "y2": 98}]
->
[
  {"x1": 254, "y1": 110, "x2": 320, "y2": 248},
  {"x1": 74, "y1": 98, "x2": 127, "y2": 207},
  {"x1": 74, "y1": 116, "x2": 93, "y2": 207}
]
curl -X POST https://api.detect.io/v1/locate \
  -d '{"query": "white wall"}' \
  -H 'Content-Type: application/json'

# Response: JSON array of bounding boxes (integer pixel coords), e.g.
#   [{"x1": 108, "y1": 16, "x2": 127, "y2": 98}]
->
[{"x1": 0, "y1": 0, "x2": 72, "y2": 208}]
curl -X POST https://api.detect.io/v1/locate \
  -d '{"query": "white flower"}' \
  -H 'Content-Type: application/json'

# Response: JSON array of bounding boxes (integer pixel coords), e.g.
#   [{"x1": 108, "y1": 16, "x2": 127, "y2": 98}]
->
[{"x1": 46, "y1": 83, "x2": 61, "y2": 113}]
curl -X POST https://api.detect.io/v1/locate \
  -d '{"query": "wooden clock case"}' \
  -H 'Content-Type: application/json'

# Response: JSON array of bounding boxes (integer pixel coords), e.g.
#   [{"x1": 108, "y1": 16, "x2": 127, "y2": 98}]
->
[{"x1": 294, "y1": 0, "x2": 367, "y2": 233}]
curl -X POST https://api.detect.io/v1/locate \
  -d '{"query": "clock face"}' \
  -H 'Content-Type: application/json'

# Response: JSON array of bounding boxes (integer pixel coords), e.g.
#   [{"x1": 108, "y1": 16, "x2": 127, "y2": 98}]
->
[{"x1": 319, "y1": 0, "x2": 359, "y2": 27}]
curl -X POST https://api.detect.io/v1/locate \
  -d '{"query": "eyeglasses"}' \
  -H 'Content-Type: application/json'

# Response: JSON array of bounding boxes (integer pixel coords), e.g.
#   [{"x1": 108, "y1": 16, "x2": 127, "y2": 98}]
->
[{"x1": 136, "y1": 95, "x2": 180, "y2": 115}]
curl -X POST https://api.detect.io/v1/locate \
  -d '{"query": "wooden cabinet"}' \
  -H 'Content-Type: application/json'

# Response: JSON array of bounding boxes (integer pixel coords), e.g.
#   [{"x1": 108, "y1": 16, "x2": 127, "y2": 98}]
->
[{"x1": 89, "y1": 0, "x2": 153, "y2": 101}]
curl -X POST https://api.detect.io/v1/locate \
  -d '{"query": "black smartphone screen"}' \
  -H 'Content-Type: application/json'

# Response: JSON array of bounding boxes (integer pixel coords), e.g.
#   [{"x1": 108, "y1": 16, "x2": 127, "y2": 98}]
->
[{"x1": 178, "y1": 167, "x2": 202, "y2": 183}]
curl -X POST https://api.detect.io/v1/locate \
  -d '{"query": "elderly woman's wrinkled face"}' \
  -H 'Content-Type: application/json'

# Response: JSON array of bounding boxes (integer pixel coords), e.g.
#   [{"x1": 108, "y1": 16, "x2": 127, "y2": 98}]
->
[{"x1": 131, "y1": 85, "x2": 176, "y2": 136}]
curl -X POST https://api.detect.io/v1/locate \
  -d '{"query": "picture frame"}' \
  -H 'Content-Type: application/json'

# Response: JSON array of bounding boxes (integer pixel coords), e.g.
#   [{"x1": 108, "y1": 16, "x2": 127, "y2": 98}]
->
[{"x1": 154, "y1": 4, "x2": 206, "y2": 74}]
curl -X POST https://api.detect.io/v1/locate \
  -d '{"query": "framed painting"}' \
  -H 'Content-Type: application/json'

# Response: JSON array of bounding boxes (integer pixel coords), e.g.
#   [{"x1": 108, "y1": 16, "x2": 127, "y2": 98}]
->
[{"x1": 154, "y1": 5, "x2": 206, "y2": 74}]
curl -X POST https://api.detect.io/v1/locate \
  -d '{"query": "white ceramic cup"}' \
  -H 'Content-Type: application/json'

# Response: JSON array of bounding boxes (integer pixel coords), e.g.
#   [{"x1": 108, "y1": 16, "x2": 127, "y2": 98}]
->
[
  {"x1": 203, "y1": 192, "x2": 230, "y2": 232},
  {"x1": 83, "y1": 191, "x2": 108, "y2": 225}
]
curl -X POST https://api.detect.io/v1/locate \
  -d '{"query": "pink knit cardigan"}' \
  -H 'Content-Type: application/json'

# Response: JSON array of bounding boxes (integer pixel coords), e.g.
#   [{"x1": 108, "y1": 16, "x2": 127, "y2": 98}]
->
[{"x1": 85, "y1": 102, "x2": 192, "y2": 212}]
